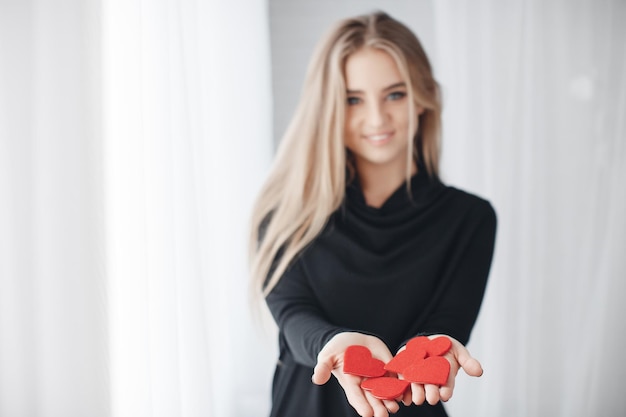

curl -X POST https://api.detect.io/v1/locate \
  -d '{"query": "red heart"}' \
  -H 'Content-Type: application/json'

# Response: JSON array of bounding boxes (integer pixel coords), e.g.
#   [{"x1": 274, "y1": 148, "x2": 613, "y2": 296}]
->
[
  {"x1": 406, "y1": 336, "x2": 451, "y2": 357},
  {"x1": 384, "y1": 347, "x2": 426, "y2": 374},
  {"x1": 361, "y1": 377, "x2": 410, "y2": 400},
  {"x1": 403, "y1": 356, "x2": 450, "y2": 386},
  {"x1": 343, "y1": 345, "x2": 386, "y2": 378}
]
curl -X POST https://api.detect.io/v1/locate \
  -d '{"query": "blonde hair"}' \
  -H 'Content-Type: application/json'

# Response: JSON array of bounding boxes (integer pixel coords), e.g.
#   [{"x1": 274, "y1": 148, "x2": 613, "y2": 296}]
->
[{"x1": 249, "y1": 11, "x2": 442, "y2": 297}]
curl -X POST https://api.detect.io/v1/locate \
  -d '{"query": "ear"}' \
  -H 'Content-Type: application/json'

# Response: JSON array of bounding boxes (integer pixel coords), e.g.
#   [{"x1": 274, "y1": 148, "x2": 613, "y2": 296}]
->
[{"x1": 416, "y1": 105, "x2": 425, "y2": 116}]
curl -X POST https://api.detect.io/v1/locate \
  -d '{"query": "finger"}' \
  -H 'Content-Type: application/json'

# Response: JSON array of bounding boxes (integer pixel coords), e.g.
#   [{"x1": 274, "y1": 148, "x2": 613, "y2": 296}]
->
[
  {"x1": 454, "y1": 345, "x2": 483, "y2": 377},
  {"x1": 401, "y1": 390, "x2": 412, "y2": 406},
  {"x1": 424, "y1": 384, "x2": 440, "y2": 405},
  {"x1": 461, "y1": 356, "x2": 483, "y2": 377},
  {"x1": 411, "y1": 382, "x2": 425, "y2": 405},
  {"x1": 382, "y1": 398, "x2": 399, "y2": 414},
  {"x1": 395, "y1": 374, "x2": 411, "y2": 406},
  {"x1": 439, "y1": 373, "x2": 456, "y2": 402},
  {"x1": 364, "y1": 391, "x2": 389, "y2": 417},
  {"x1": 311, "y1": 361, "x2": 332, "y2": 385},
  {"x1": 343, "y1": 379, "x2": 375, "y2": 417},
  {"x1": 438, "y1": 357, "x2": 457, "y2": 402}
]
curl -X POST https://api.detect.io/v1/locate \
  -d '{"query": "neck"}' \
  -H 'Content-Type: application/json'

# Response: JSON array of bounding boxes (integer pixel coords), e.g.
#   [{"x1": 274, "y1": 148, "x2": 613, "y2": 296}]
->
[{"x1": 356, "y1": 161, "x2": 417, "y2": 208}]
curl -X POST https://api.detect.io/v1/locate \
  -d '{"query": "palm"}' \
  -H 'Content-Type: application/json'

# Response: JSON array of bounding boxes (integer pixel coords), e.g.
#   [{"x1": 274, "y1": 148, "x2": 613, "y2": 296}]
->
[{"x1": 312, "y1": 332, "x2": 399, "y2": 417}]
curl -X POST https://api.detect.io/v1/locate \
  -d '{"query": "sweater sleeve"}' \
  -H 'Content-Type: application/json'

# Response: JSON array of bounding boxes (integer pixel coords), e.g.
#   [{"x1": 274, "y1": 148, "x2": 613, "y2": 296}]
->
[
  {"x1": 265, "y1": 259, "x2": 347, "y2": 368},
  {"x1": 404, "y1": 199, "x2": 497, "y2": 346}
]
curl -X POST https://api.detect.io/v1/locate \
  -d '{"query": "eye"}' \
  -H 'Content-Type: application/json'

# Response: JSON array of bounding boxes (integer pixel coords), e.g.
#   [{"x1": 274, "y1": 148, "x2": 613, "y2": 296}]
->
[
  {"x1": 387, "y1": 91, "x2": 407, "y2": 101},
  {"x1": 347, "y1": 96, "x2": 361, "y2": 105}
]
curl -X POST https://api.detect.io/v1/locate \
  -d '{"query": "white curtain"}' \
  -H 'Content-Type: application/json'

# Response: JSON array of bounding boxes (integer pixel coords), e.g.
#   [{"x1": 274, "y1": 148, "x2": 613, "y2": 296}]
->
[
  {"x1": 0, "y1": 1, "x2": 108, "y2": 415},
  {"x1": 0, "y1": 0, "x2": 274, "y2": 416},
  {"x1": 433, "y1": 1, "x2": 626, "y2": 416},
  {"x1": 3, "y1": 0, "x2": 625, "y2": 416}
]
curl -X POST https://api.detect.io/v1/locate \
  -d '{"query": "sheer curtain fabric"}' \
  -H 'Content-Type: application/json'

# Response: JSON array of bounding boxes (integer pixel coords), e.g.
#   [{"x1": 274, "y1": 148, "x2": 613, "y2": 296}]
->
[
  {"x1": 433, "y1": 1, "x2": 626, "y2": 416},
  {"x1": 2, "y1": 1, "x2": 625, "y2": 417},
  {"x1": 1, "y1": 0, "x2": 274, "y2": 416}
]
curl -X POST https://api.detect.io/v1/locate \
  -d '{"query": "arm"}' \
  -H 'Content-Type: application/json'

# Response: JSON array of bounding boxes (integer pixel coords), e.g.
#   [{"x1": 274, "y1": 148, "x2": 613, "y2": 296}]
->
[
  {"x1": 265, "y1": 259, "x2": 346, "y2": 367},
  {"x1": 266, "y1": 261, "x2": 399, "y2": 417},
  {"x1": 415, "y1": 201, "x2": 497, "y2": 343},
  {"x1": 401, "y1": 200, "x2": 497, "y2": 405}
]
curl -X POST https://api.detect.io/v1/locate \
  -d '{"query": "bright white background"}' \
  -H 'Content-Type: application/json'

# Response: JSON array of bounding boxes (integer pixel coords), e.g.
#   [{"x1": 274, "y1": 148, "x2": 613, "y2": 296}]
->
[{"x1": 1, "y1": 1, "x2": 624, "y2": 416}]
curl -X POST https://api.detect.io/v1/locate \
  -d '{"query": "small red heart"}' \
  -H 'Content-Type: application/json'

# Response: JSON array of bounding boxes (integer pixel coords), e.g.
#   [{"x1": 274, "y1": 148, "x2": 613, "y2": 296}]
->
[
  {"x1": 384, "y1": 347, "x2": 426, "y2": 374},
  {"x1": 361, "y1": 377, "x2": 410, "y2": 400},
  {"x1": 407, "y1": 336, "x2": 452, "y2": 357},
  {"x1": 403, "y1": 356, "x2": 450, "y2": 386},
  {"x1": 343, "y1": 345, "x2": 386, "y2": 378}
]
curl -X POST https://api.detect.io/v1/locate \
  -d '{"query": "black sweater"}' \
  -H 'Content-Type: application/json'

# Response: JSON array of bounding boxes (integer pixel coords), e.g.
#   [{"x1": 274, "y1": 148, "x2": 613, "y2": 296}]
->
[{"x1": 266, "y1": 171, "x2": 497, "y2": 417}]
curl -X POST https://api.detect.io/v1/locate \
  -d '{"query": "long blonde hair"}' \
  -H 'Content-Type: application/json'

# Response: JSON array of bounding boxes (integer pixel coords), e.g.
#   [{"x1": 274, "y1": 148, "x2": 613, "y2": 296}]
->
[{"x1": 249, "y1": 11, "x2": 442, "y2": 297}]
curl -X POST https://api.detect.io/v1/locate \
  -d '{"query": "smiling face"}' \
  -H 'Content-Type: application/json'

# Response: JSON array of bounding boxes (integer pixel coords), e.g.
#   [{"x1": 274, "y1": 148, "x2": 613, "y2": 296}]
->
[{"x1": 343, "y1": 47, "x2": 422, "y2": 177}]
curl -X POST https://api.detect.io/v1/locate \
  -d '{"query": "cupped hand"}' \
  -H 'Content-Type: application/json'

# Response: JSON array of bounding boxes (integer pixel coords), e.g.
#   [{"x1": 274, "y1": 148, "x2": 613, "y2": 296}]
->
[
  {"x1": 312, "y1": 332, "x2": 400, "y2": 417},
  {"x1": 399, "y1": 335, "x2": 483, "y2": 406}
]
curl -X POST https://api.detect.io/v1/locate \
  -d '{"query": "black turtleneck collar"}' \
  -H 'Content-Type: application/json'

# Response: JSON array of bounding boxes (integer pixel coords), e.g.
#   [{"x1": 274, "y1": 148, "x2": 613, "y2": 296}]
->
[{"x1": 344, "y1": 167, "x2": 444, "y2": 216}]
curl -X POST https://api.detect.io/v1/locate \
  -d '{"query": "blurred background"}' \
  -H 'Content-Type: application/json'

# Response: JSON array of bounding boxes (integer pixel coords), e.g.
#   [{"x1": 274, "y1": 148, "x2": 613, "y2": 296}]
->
[{"x1": 1, "y1": 0, "x2": 624, "y2": 416}]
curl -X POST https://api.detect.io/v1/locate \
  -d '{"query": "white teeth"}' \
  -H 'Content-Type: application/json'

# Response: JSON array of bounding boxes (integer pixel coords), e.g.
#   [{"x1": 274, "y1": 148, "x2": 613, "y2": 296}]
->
[{"x1": 367, "y1": 134, "x2": 389, "y2": 141}]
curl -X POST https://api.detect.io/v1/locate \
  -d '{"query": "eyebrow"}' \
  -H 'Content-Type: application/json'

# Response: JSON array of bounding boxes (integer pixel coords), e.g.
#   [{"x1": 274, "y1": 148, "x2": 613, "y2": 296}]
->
[{"x1": 346, "y1": 82, "x2": 407, "y2": 95}]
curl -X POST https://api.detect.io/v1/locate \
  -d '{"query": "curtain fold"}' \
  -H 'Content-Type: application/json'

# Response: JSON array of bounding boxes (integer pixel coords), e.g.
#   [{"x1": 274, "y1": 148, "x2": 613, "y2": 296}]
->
[
  {"x1": 103, "y1": 0, "x2": 274, "y2": 416},
  {"x1": 433, "y1": 1, "x2": 626, "y2": 416},
  {"x1": 1, "y1": 0, "x2": 274, "y2": 416},
  {"x1": 0, "y1": 1, "x2": 108, "y2": 416}
]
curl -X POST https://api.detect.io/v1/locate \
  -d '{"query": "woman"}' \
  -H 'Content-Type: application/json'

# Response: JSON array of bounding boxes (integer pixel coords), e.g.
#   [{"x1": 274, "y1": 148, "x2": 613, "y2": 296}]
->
[{"x1": 249, "y1": 11, "x2": 496, "y2": 417}]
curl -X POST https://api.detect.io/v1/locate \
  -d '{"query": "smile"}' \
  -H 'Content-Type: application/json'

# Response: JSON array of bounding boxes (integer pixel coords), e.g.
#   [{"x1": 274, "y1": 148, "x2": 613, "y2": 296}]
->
[{"x1": 363, "y1": 132, "x2": 393, "y2": 144}]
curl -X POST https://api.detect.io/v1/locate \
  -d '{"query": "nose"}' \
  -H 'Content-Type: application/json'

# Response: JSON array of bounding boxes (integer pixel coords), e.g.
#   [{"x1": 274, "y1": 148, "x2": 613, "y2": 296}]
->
[{"x1": 366, "y1": 101, "x2": 386, "y2": 128}]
